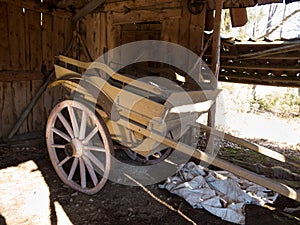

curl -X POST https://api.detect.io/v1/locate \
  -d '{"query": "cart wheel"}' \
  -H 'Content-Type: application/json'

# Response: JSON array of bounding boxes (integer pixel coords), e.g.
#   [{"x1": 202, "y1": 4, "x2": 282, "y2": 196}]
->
[
  {"x1": 46, "y1": 100, "x2": 113, "y2": 194},
  {"x1": 124, "y1": 148, "x2": 173, "y2": 165}
]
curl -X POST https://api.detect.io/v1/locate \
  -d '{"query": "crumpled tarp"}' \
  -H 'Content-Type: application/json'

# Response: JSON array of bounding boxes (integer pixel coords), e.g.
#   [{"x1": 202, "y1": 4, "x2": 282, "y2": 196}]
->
[{"x1": 159, "y1": 162, "x2": 278, "y2": 224}]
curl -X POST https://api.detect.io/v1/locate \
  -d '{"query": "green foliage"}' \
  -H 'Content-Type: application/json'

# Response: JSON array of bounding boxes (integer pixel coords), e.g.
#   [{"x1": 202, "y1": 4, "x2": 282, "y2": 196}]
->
[{"x1": 250, "y1": 92, "x2": 300, "y2": 117}]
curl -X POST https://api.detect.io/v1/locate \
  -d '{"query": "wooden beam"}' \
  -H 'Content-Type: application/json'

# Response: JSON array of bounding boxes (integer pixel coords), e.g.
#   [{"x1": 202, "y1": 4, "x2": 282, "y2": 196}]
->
[
  {"x1": 72, "y1": 0, "x2": 106, "y2": 25},
  {"x1": 238, "y1": 42, "x2": 300, "y2": 60},
  {"x1": 220, "y1": 64, "x2": 300, "y2": 71},
  {"x1": 211, "y1": 0, "x2": 223, "y2": 83},
  {"x1": 207, "y1": 0, "x2": 223, "y2": 154},
  {"x1": 0, "y1": 0, "x2": 50, "y2": 13},
  {"x1": 0, "y1": 70, "x2": 44, "y2": 82},
  {"x1": 198, "y1": 123, "x2": 300, "y2": 169},
  {"x1": 111, "y1": 8, "x2": 182, "y2": 25}
]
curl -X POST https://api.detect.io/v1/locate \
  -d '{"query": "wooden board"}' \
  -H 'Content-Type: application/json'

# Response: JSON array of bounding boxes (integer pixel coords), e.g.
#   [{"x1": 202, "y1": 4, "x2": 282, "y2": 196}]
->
[
  {"x1": 1, "y1": 82, "x2": 14, "y2": 137},
  {"x1": 112, "y1": 8, "x2": 182, "y2": 25},
  {"x1": 12, "y1": 81, "x2": 28, "y2": 134},
  {"x1": 7, "y1": 4, "x2": 26, "y2": 70},
  {"x1": 28, "y1": 10, "x2": 43, "y2": 71},
  {"x1": 0, "y1": 3, "x2": 10, "y2": 70},
  {"x1": 0, "y1": 71, "x2": 44, "y2": 82},
  {"x1": 31, "y1": 80, "x2": 44, "y2": 131},
  {"x1": 42, "y1": 12, "x2": 54, "y2": 69}
]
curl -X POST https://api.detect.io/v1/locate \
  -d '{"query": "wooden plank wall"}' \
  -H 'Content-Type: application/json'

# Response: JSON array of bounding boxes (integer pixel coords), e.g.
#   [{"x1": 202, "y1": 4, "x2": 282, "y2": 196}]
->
[
  {"x1": 0, "y1": 2, "x2": 72, "y2": 138},
  {"x1": 81, "y1": 0, "x2": 206, "y2": 71}
]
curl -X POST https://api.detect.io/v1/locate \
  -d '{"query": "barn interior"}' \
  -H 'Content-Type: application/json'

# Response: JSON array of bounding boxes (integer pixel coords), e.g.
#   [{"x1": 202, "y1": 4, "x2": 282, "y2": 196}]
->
[{"x1": 0, "y1": 0, "x2": 299, "y2": 224}]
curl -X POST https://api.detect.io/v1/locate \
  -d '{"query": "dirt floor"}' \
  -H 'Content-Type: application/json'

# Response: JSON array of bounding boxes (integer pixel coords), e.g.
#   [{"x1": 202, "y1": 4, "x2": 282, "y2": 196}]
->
[{"x1": 0, "y1": 137, "x2": 300, "y2": 225}]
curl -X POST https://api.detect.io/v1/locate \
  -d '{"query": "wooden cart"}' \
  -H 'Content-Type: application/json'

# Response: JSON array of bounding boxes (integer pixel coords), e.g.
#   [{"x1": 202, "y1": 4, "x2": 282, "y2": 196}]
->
[{"x1": 46, "y1": 55, "x2": 300, "y2": 202}]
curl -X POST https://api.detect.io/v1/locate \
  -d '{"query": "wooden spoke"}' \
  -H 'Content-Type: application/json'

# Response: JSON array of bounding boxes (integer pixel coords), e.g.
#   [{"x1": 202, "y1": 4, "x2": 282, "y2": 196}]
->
[
  {"x1": 79, "y1": 110, "x2": 87, "y2": 140},
  {"x1": 51, "y1": 144, "x2": 65, "y2": 149},
  {"x1": 51, "y1": 127, "x2": 71, "y2": 142},
  {"x1": 57, "y1": 111, "x2": 74, "y2": 139},
  {"x1": 85, "y1": 151, "x2": 105, "y2": 172},
  {"x1": 84, "y1": 146, "x2": 106, "y2": 152},
  {"x1": 83, "y1": 155, "x2": 99, "y2": 186},
  {"x1": 82, "y1": 127, "x2": 98, "y2": 144},
  {"x1": 68, "y1": 105, "x2": 80, "y2": 138},
  {"x1": 58, "y1": 156, "x2": 71, "y2": 167},
  {"x1": 79, "y1": 157, "x2": 86, "y2": 189},
  {"x1": 68, "y1": 157, "x2": 79, "y2": 181}
]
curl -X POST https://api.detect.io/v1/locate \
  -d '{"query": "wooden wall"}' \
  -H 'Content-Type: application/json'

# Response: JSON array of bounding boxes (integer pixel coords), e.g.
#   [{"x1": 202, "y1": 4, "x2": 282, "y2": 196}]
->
[
  {"x1": 0, "y1": 2, "x2": 72, "y2": 138},
  {"x1": 77, "y1": 0, "x2": 207, "y2": 59},
  {"x1": 0, "y1": 0, "x2": 208, "y2": 137}
]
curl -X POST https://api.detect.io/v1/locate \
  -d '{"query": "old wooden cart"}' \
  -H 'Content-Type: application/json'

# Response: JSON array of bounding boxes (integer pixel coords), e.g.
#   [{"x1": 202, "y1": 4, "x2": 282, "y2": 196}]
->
[{"x1": 46, "y1": 55, "x2": 300, "y2": 202}]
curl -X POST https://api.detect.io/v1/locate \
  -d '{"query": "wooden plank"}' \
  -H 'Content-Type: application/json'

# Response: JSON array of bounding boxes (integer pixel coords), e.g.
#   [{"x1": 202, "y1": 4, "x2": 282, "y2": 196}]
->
[
  {"x1": 28, "y1": 10, "x2": 43, "y2": 71},
  {"x1": 24, "y1": 7, "x2": 31, "y2": 70},
  {"x1": 0, "y1": 0, "x2": 51, "y2": 13},
  {"x1": 72, "y1": 0, "x2": 106, "y2": 24},
  {"x1": 31, "y1": 80, "x2": 44, "y2": 131},
  {"x1": 107, "y1": 12, "x2": 121, "y2": 66},
  {"x1": 104, "y1": 0, "x2": 178, "y2": 11},
  {"x1": 42, "y1": 12, "x2": 54, "y2": 69},
  {"x1": 7, "y1": 5, "x2": 26, "y2": 70},
  {"x1": 112, "y1": 8, "x2": 182, "y2": 25},
  {"x1": 12, "y1": 81, "x2": 28, "y2": 134},
  {"x1": 189, "y1": 12, "x2": 206, "y2": 55},
  {"x1": 0, "y1": 3, "x2": 9, "y2": 70},
  {"x1": 1, "y1": 82, "x2": 14, "y2": 137},
  {"x1": 161, "y1": 18, "x2": 180, "y2": 43},
  {"x1": 0, "y1": 71, "x2": 44, "y2": 82},
  {"x1": 26, "y1": 80, "x2": 33, "y2": 132},
  {"x1": 52, "y1": 14, "x2": 65, "y2": 61},
  {"x1": 100, "y1": 12, "x2": 108, "y2": 56},
  {"x1": 85, "y1": 14, "x2": 98, "y2": 60},
  {"x1": 198, "y1": 123, "x2": 300, "y2": 169}
]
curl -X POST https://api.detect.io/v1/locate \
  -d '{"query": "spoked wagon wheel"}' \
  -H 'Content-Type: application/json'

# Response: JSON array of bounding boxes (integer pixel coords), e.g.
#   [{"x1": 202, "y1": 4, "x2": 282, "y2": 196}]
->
[{"x1": 46, "y1": 100, "x2": 113, "y2": 194}]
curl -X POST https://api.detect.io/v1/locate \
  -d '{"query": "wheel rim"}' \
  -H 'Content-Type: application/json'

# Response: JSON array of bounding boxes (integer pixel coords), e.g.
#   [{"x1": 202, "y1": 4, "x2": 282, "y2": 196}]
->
[{"x1": 46, "y1": 100, "x2": 113, "y2": 194}]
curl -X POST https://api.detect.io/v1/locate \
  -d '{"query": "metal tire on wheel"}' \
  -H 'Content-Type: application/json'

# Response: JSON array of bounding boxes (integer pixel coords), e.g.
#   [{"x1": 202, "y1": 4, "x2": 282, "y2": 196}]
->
[{"x1": 46, "y1": 100, "x2": 113, "y2": 194}]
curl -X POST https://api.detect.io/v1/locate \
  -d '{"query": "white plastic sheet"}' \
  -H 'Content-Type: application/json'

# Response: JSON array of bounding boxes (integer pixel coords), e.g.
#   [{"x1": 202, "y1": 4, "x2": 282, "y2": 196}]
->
[{"x1": 159, "y1": 162, "x2": 278, "y2": 224}]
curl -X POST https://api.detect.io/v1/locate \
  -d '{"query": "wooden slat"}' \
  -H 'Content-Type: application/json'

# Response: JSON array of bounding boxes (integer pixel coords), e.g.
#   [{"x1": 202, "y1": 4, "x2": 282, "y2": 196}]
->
[
  {"x1": 111, "y1": 8, "x2": 182, "y2": 25},
  {"x1": 0, "y1": 71, "x2": 44, "y2": 82},
  {"x1": 42, "y1": 12, "x2": 54, "y2": 69},
  {"x1": 85, "y1": 14, "x2": 98, "y2": 60},
  {"x1": 12, "y1": 81, "x2": 28, "y2": 134},
  {"x1": 7, "y1": 5, "x2": 26, "y2": 70},
  {"x1": 100, "y1": 12, "x2": 108, "y2": 56},
  {"x1": 28, "y1": 10, "x2": 42, "y2": 71},
  {"x1": 199, "y1": 123, "x2": 300, "y2": 169},
  {"x1": 0, "y1": 0, "x2": 51, "y2": 13},
  {"x1": 52, "y1": 14, "x2": 66, "y2": 61},
  {"x1": 221, "y1": 64, "x2": 300, "y2": 71},
  {"x1": 161, "y1": 18, "x2": 180, "y2": 44},
  {"x1": 189, "y1": 11, "x2": 206, "y2": 55},
  {"x1": 0, "y1": 3, "x2": 9, "y2": 70},
  {"x1": 31, "y1": 80, "x2": 44, "y2": 131},
  {"x1": 1, "y1": 82, "x2": 14, "y2": 137},
  {"x1": 104, "y1": 0, "x2": 178, "y2": 11}
]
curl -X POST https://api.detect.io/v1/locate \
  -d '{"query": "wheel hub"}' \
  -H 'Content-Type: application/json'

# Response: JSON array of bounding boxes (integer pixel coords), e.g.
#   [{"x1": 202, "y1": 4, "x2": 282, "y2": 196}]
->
[{"x1": 64, "y1": 139, "x2": 84, "y2": 157}]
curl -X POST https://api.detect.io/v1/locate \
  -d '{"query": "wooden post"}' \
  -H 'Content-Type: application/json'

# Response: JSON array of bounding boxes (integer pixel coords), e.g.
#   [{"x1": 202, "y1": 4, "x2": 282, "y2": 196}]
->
[{"x1": 207, "y1": 0, "x2": 223, "y2": 155}]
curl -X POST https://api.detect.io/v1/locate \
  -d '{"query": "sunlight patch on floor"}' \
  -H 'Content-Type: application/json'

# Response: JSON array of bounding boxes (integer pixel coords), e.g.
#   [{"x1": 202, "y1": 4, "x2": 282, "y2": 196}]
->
[{"x1": 0, "y1": 160, "x2": 73, "y2": 225}]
